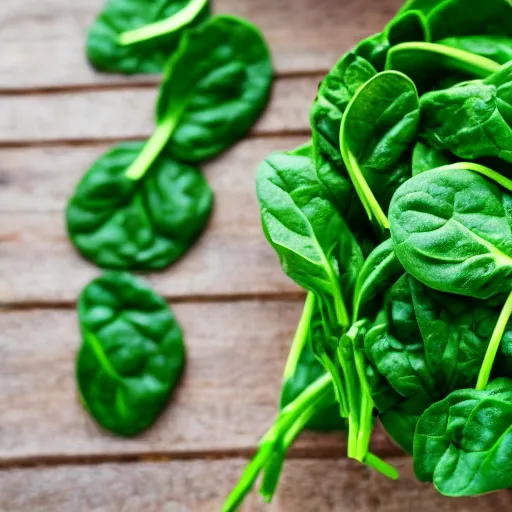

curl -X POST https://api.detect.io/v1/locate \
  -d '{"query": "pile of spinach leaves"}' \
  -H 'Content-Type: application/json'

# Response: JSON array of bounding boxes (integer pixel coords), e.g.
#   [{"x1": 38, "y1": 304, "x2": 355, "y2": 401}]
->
[
  {"x1": 224, "y1": 0, "x2": 512, "y2": 508},
  {"x1": 68, "y1": 4, "x2": 274, "y2": 435}
]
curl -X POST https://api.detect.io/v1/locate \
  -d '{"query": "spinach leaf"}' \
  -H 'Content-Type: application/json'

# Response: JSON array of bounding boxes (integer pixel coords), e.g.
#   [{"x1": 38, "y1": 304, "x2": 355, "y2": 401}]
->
[
  {"x1": 310, "y1": 52, "x2": 376, "y2": 222},
  {"x1": 67, "y1": 142, "x2": 212, "y2": 270},
  {"x1": 339, "y1": 70, "x2": 419, "y2": 234},
  {"x1": 439, "y1": 35, "x2": 512, "y2": 65},
  {"x1": 354, "y1": 10, "x2": 430, "y2": 71},
  {"x1": 386, "y1": 41, "x2": 500, "y2": 93},
  {"x1": 352, "y1": 239, "x2": 404, "y2": 323},
  {"x1": 280, "y1": 294, "x2": 345, "y2": 432},
  {"x1": 87, "y1": 0, "x2": 210, "y2": 74},
  {"x1": 257, "y1": 150, "x2": 363, "y2": 333},
  {"x1": 414, "y1": 379, "x2": 512, "y2": 496},
  {"x1": 125, "y1": 15, "x2": 273, "y2": 179},
  {"x1": 419, "y1": 62, "x2": 512, "y2": 162},
  {"x1": 389, "y1": 167, "x2": 512, "y2": 299},
  {"x1": 411, "y1": 141, "x2": 454, "y2": 175},
  {"x1": 76, "y1": 272, "x2": 185, "y2": 436}
]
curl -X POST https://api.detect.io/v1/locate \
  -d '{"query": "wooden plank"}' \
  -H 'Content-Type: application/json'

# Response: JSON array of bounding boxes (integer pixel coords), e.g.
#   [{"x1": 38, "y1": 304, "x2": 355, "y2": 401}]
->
[
  {"x1": 0, "y1": 137, "x2": 308, "y2": 305},
  {"x1": 0, "y1": 0, "x2": 403, "y2": 89},
  {"x1": 1, "y1": 458, "x2": 510, "y2": 511},
  {"x1": 0, "y1": 302, "x2": 396, "y2": 463},
  {"x1": 0, "y1": 76, "x2": 317, "y2": 144}
]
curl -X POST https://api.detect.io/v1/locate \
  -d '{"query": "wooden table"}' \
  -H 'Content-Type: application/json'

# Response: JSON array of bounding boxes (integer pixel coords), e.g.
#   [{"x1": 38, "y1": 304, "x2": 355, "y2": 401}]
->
[{"x1": 1, "y1": 0, "x2": 511, "y2": 510}]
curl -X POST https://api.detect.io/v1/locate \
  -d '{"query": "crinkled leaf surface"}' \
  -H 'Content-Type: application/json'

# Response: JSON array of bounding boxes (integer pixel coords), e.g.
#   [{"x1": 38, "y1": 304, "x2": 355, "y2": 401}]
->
[
  {"x1": 389, "y1": 167, "x2": 512, "y2": 299},
  {"x1": 157, "y1": 15, "x2": 273, "y2": 162},
  {"x1": 76, "y1": 272, "x2": 185, "y2": 436},
  {"x1": 67, "y1": 142, "x2": 213, "y2": 270},
  {"x1": 420, "y1": 62, "x2": 512, "y2": 163}
]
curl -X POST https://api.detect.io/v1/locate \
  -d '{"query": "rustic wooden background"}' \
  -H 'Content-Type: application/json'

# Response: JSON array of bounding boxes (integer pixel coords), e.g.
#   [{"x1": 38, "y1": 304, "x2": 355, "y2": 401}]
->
[{"x1": 1, "y1": 0, "x2": 511, "y2": 510}]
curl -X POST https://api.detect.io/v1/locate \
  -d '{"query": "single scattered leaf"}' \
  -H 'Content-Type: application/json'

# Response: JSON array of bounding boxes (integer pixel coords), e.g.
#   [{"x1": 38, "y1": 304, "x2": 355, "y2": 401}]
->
[
  {"x1": 67, "y1": 142, "x2": 213, "y2": 270},
  {"x1": 86, "y1": 0, "x2": 210, "y2": 74},
  {"x1": 76, "y1": 272, "x2": 185, "y2": 436}
]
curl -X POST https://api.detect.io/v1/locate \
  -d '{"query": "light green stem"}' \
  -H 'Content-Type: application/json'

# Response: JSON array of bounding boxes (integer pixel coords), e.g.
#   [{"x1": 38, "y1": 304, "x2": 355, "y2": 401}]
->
[
  {"x1": 222, "y1": 374, "x2": 332, "y2": 512},
  {"x1": 387, "y1": 42, "x2": 500, "y2": 77},
  {"x1": 125, "y1": 117, "x2": 176, "y2": 180},
  {"x1": 435, "y1": 162, "x2": 512, "y2": 192},
  {"x1": 476, "y1": 291, "x2": 512, "y2": 391},
  {"x1": 118, "y1": 0, "x2": 208, "y2": 46},
  {"x1": 283, "y1": 293, "x2": 315, "y2": 381},
  {"x1": 365, "y1": 453, "x2": 399, "y2": 480}
]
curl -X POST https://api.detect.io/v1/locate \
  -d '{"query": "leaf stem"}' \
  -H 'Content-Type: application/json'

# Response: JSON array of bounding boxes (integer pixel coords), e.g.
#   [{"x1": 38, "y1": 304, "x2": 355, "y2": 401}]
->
[
  {"x1": 125, "y1": 117, "x2": 176, "y2": 180},
  {"x1": 435, "y1": 162, "x2": 512, "y2": 192},
  {"x1": 283, "y1": 292, "x2": 315, "y2": 381},
  {"x1": 222, "y1": 373, "x2": 333, "y2": 512},
  {"x1": 476, "y1": 290, "x2": 512, "y2": 391},
  {"x1": 365, "y1": 453, "x2": 399, "y2": 480},
  {"x1": 118, "y1": 0, "x2": 208, "y2": 46},
  {"x1": 84, "y1": 330, "x2": 122, "y2": 383},
  {"x1": 386, "y1": 42, "x2": 500, "y2": 77}
]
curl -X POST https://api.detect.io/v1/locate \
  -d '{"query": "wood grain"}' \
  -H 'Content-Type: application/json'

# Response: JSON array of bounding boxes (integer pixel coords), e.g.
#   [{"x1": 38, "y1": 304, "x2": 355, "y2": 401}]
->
[
  {"x1": 1, "y1": 457, "x2": 510, "y2": 512},
  {"x1": 0, "y1": 137, "x2": 309, "y2": 305},
  {"x1": 0, "y1": 76, "x2": 318, "y2": 145},
  {"x1": 0, "y1": 0, "x2": 403, "y2": 90},
  {"x1": 0, "y1": 302, "x2": 396, "y2": 463}
]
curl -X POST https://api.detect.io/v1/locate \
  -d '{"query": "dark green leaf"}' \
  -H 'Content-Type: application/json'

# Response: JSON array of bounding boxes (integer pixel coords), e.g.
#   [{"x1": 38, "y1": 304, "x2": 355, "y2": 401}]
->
[
  {"x1": 419, "y1": 62, "x2": 512, "y2": 162},
  {"x1": 411, "y1": 141, "x2": 454, "y2": 175},
  {"x1": 87, "y1": 0, "x2": 210, "y2": 74},
  {"x1": 67, "y1": 142, "x2": 212, "y2": 270},
  {"x1": 157, "y1": 15, "x2": 273, "y2": 163},
  {"x1": 389, "y1": 167, "x2": 512, "y2": 299},
  {"x1": 414, "y1": 379, "x2": 512, "y2": 496},
  {"x1": 340, "y1": 71, "x2": 419, "y2": 233},
  {"x1": 76, "y1": 272, "x2": 185, "y2": 436},
  {"x1": 439, "y1": 35, "x2": 512, "y2": 65}
]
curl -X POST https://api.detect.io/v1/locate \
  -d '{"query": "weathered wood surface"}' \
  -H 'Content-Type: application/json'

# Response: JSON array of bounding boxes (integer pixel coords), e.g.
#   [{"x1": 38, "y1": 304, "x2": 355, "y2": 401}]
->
[
  {"x1": 0, "y1": 0, "x2": 403, "y2": 89},
  {"x1": 0, "y1": 137, "x2": 307, "y2": 305},
  {"x1": 1, "y1": 458, "x2": 510, "y2": 512},
  {"x1": 0, "y1": 77, "x2": 317, "y2": 145}
]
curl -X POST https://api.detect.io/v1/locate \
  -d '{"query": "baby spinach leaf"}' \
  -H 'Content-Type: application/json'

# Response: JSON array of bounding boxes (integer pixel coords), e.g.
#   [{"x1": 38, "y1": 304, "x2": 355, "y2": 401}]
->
[
  {"x1": 339, "y1": 70, "x2": 419, "y2": 234},
  {"x1": 124, "y1": 15, "x2": 273, "y2": 181},
  {"x1": 257, "y1": 150, "x2": 363, "y2": 332},
  {"x1": 76, "y1": 272, "x2": 185, "y2": 436},
  {"x1": 414, "y1": 379, "x2": 512, "y2": 496},
  {"x1": 420, "y1": 62, "x2": 512, "y2": 162},
  {"x1": 310, "y1": 52, "x2": 376, "y2": 222},
  {"x1": 352, "y1": 239, "x2": 404, "y2": 323},
  {"x1": 67, "y1": 142, "x2": 212, "y2": 270},
  {"x1": 411, "y1": 141, "x2": 454, "y2": 175},
  {"x1": 386, "y1": 41, "x2": 500, "y2": 93},
  {"x1": 87, "y1": 0, "x2": 210, "y2": 74},
  {"x1": 354, "y1": 10, "x2": 430, "y2": 71},
  {"x1": 439, "y1": 35, "x2": 512, "y2": 65},
  {"x1": 389, "y1": 167, "x2": 512, "y2": 299}
]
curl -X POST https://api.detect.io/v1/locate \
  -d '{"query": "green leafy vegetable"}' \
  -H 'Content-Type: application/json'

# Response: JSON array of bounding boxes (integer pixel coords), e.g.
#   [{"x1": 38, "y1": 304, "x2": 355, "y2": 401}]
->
[
  {"x1": 87, "y1": 0, "x2": 210, "y2": 74},
  {"x1": 339, "y1": 70, "x2": 419, "y2": 233},
  {"x1": 67, "y1": 142, "x2": 213, "y2": 270},
  {"x1": 439, "y1": 35, "x2": 512, "y2": 65},
  {"x1": 419, "y1": 62, "x2": 512, "y2": 162},
  {"x1": 389, "y1": 166, "x2": 512, "y2": 299},
  {"x1": 76, "y1": 272, "x2": 185, "y2": 436},
  {"x1": 411, "y1": 141, "x2": 454, "y2": 175},
  {"x1": 414, "y1": 378, "x2": 512, "y2": 496},
  {"x1": 124, "y1": 15, "x2": 273, "y2": 181}
]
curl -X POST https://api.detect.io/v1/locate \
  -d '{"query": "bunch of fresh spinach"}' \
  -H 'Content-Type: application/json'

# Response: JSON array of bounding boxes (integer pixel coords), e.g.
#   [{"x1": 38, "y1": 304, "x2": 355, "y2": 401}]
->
[
  {"x1": 71, "y1": 5, "x2": 273, "y2": 434},
  {"x1": 225, "y1": 0, "x2": 512, "y2": 508}
]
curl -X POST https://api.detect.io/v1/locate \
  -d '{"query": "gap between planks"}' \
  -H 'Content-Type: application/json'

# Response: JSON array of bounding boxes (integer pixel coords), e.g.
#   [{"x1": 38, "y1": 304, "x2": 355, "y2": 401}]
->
[
  {"x1": 0, "y1": 291, "x2": 308, "y2": 312},
  {"x1": 0, "y1": 69, "x2": 327, "y2": 96},
  {"x1": 0, "y1": 443, "x2": 404, "y2": 471}
]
